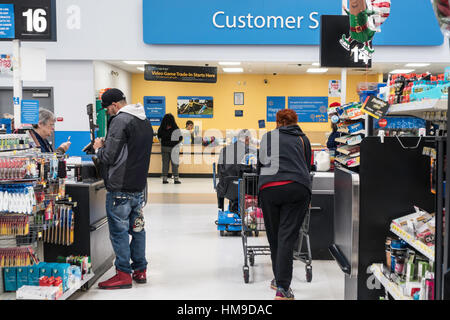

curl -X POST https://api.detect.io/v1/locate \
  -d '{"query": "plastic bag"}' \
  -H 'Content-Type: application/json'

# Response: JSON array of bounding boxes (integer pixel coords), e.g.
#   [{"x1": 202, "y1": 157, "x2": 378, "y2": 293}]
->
[{"x1": 315, "y1": 151, "x2": 331, "y2": 172}]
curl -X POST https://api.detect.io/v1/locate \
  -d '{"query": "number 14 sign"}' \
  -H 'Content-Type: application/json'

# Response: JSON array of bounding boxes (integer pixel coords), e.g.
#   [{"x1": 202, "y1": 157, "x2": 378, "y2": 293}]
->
[{"x1": 0, "y1": 0, "x2": 56, "y2": 41}]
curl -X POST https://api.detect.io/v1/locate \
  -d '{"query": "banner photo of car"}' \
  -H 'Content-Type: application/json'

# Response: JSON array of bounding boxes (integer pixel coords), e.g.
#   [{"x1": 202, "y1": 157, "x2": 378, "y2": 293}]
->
[{"x1": 177, "y1": 96, "x2": 213, "y2": 118}]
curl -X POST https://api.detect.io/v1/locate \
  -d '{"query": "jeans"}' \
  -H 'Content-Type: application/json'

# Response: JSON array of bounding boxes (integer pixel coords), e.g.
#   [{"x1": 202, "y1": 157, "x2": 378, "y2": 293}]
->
[
  {"x1": 106, "y1": 191, "x2": 147, "y2": 274},
  {"x1": 259, "y1": 183, "x2": 311, "y2": 291}
]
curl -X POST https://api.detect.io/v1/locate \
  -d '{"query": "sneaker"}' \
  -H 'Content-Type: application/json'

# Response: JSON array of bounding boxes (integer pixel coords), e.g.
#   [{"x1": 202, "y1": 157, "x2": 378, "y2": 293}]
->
[
  {"x1": 98, "y1": 269, "x2": 132, "y2": 290},
  {"x1": 275, "y1": 287, "x2": 295, "y2": 300},
  {"x1": 162, "y1": 180, "x2": 169, "y2": 184},
  {"x1": 270, "y1": 279, "x2": 277, "y2": 290},
  {"x1": 174, "y1": 180, "x2": 181, "y2": 184},
  {"x1": 132, "y1": 269, "x2": 147, "y2": 284}
]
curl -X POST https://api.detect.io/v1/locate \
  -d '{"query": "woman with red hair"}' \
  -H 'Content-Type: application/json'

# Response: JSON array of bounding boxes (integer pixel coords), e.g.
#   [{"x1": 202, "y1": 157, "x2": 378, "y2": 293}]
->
[{"x1": 258, "y1": 109, "x2": 312, "y2": 300}]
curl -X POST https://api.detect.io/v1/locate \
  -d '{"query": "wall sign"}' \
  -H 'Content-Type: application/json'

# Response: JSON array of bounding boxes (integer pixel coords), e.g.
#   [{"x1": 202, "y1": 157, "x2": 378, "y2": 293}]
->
[
  {"x1": 0, "y1": 0, "x2": 57, "y2": 41},
  {"x1": 235, "y1": 110, "x2": 243, "y2": 117},
  {"x1": 288, "y1": 97, "x2": 328, "y2": 123},
  {"x1": 267, "y1": 96, "x2": 285, "y2": 122},
  {"x1": 144, "y1": 96, "x2": 166, "y2": 126},
  {"x1": 21, "y1": 99, "x2": 39, "y2": 124},
  {"x1": 328, "y1": 80, "x2": 341, "y2": 98},
  {"x1": 177, "y1": 96, "x2": 213, "y2": 118},
  {"x1": 145, "y1": 64, "x2": 217, "y2": 83},
  {"x1": 142, "y1": 0, "x2": 442, "y2": 46},
  {"x1": 234, "y1": 92, "x2": 244, "y2": 105},
  {"x1": 0, "y1": 4, "x2": 14, "y2": 39}
]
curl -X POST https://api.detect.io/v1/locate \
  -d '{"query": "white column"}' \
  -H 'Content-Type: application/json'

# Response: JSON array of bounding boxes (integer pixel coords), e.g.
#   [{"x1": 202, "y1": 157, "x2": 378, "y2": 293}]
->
[{"x1": 12, "y1": 39, "x2": 22, "y2": 128}]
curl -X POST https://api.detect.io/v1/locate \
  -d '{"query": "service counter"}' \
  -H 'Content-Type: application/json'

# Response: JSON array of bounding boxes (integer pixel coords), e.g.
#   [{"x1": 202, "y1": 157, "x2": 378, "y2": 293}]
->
[{"x1": 44, "y1": 179, "x2": 114, "y2": 288}]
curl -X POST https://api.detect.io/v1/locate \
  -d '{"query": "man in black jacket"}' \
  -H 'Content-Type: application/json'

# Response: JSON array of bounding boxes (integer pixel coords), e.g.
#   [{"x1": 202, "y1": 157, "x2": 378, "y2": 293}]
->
[{"x1": 93, "y1": 88, "x2": 153, "y2": 289}]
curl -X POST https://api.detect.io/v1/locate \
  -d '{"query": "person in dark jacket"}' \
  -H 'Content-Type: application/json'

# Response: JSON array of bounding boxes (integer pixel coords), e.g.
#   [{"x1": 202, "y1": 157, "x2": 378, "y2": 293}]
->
[
  {"x1": 257, "y1": 109, "x2": 312, "y2": 300},
  {"x1": 93, "y1": 88, "x2": 153, "y2": 289},
  {"x1": 217, "y1": 129, "x2": 257, "y2": 212},
  {"x1": 157, "y1": 114, "x2": 182, "y2": 184},
  {"x1": 326, "y1": 122, "x2": 341, "y2": 151}
]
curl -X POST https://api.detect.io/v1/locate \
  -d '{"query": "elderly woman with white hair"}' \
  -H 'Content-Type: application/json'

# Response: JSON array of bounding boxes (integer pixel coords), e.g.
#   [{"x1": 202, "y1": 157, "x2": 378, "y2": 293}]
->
[{"x1": 28, "y1": 108, "x2": 71, "y2": 154}]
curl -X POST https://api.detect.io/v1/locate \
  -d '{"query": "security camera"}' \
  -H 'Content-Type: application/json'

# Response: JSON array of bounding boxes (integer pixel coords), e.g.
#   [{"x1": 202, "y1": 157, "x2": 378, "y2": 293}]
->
[
  {"x1": 205, "y1": 64, "x2": 209, "y2": 67},
  {"x1": 273, "y1": 73, "x2": 277, "y2": 76},
  {"x1": 264, "y1": 79, "x2": 268, "y2": 84}
]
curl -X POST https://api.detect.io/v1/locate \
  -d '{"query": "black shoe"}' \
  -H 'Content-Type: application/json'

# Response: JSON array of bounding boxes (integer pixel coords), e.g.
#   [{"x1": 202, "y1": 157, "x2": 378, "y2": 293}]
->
[
  {"x1": 174, "y1": 180, "x2": 181, "y2": 184},
  {"x1": 163, "y1": 180, "x2": 169, "y2": 184},
  {"x1": 275, "y1": 287, "x2": 295, "y2": 300}
]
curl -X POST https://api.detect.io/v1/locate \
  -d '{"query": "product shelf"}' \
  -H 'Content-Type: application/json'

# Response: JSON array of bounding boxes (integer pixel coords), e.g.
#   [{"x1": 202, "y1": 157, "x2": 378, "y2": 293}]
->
[
  {"x1": 370, "y1": 264, "x2": 413, "y2": 300},
  {"x1": 335, "y1": 135, "x2": 363, "y2": 146},
  {"x1": 387, "y1": 99, "x2": 447, "y2": 117},
  {"x1": 390, "y1": 221, "x2": 435, "y2": 262},
  {"x1": 370, "y1": 263, "x2": 413, "y2": 300},
  {"x1": 57, "y1": 272, "x2": 94, "y2": 300}
]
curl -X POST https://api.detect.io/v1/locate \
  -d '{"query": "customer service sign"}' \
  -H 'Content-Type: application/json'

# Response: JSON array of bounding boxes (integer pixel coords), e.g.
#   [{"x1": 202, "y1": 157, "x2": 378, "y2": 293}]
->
[{"x1": 143, "y1": 0, "x2": 341, "y2": 44}]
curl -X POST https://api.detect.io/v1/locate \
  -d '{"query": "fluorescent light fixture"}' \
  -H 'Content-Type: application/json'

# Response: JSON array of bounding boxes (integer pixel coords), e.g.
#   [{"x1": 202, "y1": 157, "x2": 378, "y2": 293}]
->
[
  {"x1": 405, "y1": 63, "x2": 430, "y2": 67},
  {"x1": 312, "y1": 62, "x2": 321, "y2": 66},
  {"x1": 307, "y1": 68, "x2": 328, "y2": 73},
  {"x1": 219, "y1": 62, "x2": 241, "y2": 66},
  {"x1": 223, "y1": 67, "x2": 244, "y2": 73},
  {"x1": 389, "y1": 69, "x2": 415, "y2": 74},
  {"x1": 137, "y1": 67, "x2": 145, "y2": 72},
  {"x1": 123, "y1": 61, "x2": 147, "y2": 65}
]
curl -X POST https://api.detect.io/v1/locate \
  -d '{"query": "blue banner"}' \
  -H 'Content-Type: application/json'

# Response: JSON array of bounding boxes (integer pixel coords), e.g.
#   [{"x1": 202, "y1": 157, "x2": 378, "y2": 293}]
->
[
  {"x1": 0, "y1": 4, "x2": 14, "y2": 39},
  {"x1": 374, "y1": 117, "x2": 426, "y2": 129},
  {"x1": 267, "y1": 96, "x2": 286, "y2": 122},
  {"x1": 143, "y1": 0, "x2": 443, "y2": 46},
  {"x1": 288, "y1": 97, "x2": 328, "y2": 123},
  {"x1": 144, "y1": 96, "x2": 166, "y2": 126},
  {"x1": 21, "y1": 100, "x2": 39, "y2": 125}
]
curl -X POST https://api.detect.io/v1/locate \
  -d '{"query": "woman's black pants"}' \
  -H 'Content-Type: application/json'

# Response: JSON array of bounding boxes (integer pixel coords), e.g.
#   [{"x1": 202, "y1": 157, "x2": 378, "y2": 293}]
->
[{"x1": 259, "y1": 182, "x2": 311, "y2": 291}]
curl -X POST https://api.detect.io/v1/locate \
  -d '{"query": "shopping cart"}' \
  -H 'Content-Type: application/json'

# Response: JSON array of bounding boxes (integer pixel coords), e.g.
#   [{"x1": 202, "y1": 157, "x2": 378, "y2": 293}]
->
[
  {"x1": 240, "y1": 173, "x2": 271, "y2": 283},
  {"x1": 293, "y1": 173, "x2": 316, "y2": 283},
  {"x1": 241, "y1": 172, "x2": 315, "y2": 284}
]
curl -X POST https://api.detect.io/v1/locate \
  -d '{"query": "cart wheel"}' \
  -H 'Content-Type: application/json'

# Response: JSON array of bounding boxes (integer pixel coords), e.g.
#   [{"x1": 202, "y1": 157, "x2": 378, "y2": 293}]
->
[
  {"x1": 306, "y1": 265, "x2": 312, "y2": 283},
  {"x1": 220, "y1": 230, "x2": 225, "y2": 237},
  {"x1": 243, "y1": 267, "x2": 250, "y2": 283},
  {"x1": 249, "y1": 255, "x2": 255, "y2": 266},
  {"x1": 254, "y1": 230, "x2": 259, "y2": 237}
]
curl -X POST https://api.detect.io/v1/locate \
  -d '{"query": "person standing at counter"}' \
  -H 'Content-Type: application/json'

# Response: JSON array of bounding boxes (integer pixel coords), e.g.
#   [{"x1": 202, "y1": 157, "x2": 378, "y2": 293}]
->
[
  {"x1": 157, "y1": 114, "x2": 182, "y2": 184},
  {"x1": 29, "y1": 109, "x2": 71, "y2": 154},
  {"x1": 257, "y1": 109, "x2": 312, "y2": 300},
  {"x1": 93, "y1": 88, "x2": 154, "y2": 289}
]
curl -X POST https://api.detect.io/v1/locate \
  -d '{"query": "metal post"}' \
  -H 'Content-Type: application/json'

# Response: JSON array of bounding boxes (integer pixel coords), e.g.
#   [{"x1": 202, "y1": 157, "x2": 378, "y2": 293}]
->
[
  {"x1": 12, "y1": 39, "x2": 22, "y2": 129},
  {"x1": 341, "y1": 0, "x2": 347, "y2": 106}
]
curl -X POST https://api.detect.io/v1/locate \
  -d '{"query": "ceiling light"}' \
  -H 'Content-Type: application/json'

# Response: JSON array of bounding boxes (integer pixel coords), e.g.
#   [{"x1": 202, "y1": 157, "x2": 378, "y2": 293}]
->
[
  {"x1": 223, "y1": 67, "x2": 244, "y2": 73},
  {"x1": 123, "y1": 61, "x2": 148, "y2": 65},
  {"x1": 219, "y1": 62, "x2": 241, "y2": 66},
  {"x1": 405, "y1": 63, "x2": 430, "y2": 67},
  {"x1": 307, "y1": 68, "x2": 328, "y2": 73},
  {"x1": 312, "y1": 62, "x2": 321, "y2": 66},
  {"x1": 137, "y1": 67, "x2": 145, "y2": 72},
  {"x1": 389, "y1": 69, "x2": 415, "y2": 74}
]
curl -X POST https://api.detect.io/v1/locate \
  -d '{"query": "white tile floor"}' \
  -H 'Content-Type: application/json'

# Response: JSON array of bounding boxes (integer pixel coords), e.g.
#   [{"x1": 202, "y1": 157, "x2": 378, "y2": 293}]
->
[{"x1": 72, "y1": 179, "x2": 344, "y2": 300}]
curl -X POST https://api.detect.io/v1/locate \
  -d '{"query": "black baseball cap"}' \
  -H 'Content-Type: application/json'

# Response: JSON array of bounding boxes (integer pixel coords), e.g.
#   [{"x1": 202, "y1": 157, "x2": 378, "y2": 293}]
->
[{"x1": 101, "y1": 88, "x2": 126, "y2": 108}]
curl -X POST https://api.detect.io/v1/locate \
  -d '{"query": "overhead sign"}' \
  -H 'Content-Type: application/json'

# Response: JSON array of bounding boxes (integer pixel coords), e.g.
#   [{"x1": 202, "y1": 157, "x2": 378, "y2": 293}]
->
[
  {"x1": 267, "y1": 96, "x2": 286, "y2": 122},
  {"x1": 321, "y1": 15, "x2": 372, "y2": 68},
  {"x1": 142, "y1": 0, "x2": 443, "y2": 45},
  {"x1": 0, "y1": 0, "x2": 56, "y2": 41},
  {"x1": 288, "y1": 97, "x2": 328, "y2": 123},
  {"x1": 143, "y1": 96, "x2": 166, "y2": 126},
  {"x1": 145, "y1": 65, "x2": 217, "y2": 83}
]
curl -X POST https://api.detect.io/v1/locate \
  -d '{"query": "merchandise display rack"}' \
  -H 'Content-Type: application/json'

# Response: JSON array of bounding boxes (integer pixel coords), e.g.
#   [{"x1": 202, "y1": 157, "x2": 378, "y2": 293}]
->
[
  {"x1": 390, "y1": 218, "x2": 435, "y2": 262},
  {"x1": 370, "y1": 264, "x2": 413, "y2": 300},
  {"x1": 387, "y1": 99, "x2": 447, "y2": 117}
]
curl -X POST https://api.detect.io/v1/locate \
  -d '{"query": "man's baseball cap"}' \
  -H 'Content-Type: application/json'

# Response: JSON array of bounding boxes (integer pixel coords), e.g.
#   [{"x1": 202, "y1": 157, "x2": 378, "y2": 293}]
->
[{"x1": 101, "y1": 88, "x2": 126, "y2": 108}]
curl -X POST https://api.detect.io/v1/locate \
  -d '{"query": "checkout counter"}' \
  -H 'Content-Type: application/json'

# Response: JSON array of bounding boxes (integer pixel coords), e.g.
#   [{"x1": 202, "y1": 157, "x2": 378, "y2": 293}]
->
[{"x1": 44, "y1": 161, "x2": 114, "y2": 288}]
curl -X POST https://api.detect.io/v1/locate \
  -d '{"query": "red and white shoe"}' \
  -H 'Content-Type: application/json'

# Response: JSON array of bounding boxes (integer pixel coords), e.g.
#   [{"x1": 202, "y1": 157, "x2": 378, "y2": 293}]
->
[{"x1": 98, "y1": 270, "x2": 132, "y2": 289}]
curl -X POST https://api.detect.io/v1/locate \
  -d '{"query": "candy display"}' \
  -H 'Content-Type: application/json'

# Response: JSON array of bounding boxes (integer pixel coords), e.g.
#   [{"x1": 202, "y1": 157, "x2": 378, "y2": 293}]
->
[{"x1": 0, "y1": 247, "x2": 39, "y2": 268}]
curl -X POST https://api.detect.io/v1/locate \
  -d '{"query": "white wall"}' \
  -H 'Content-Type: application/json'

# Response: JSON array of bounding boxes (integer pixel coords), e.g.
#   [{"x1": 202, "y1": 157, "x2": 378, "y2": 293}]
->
[
  {"x1": 0, "y1": 60, "x2": 95, "y2": 132},
  {"x1": 94, "y1": 61, "x2": 132, "y2": 102}
]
